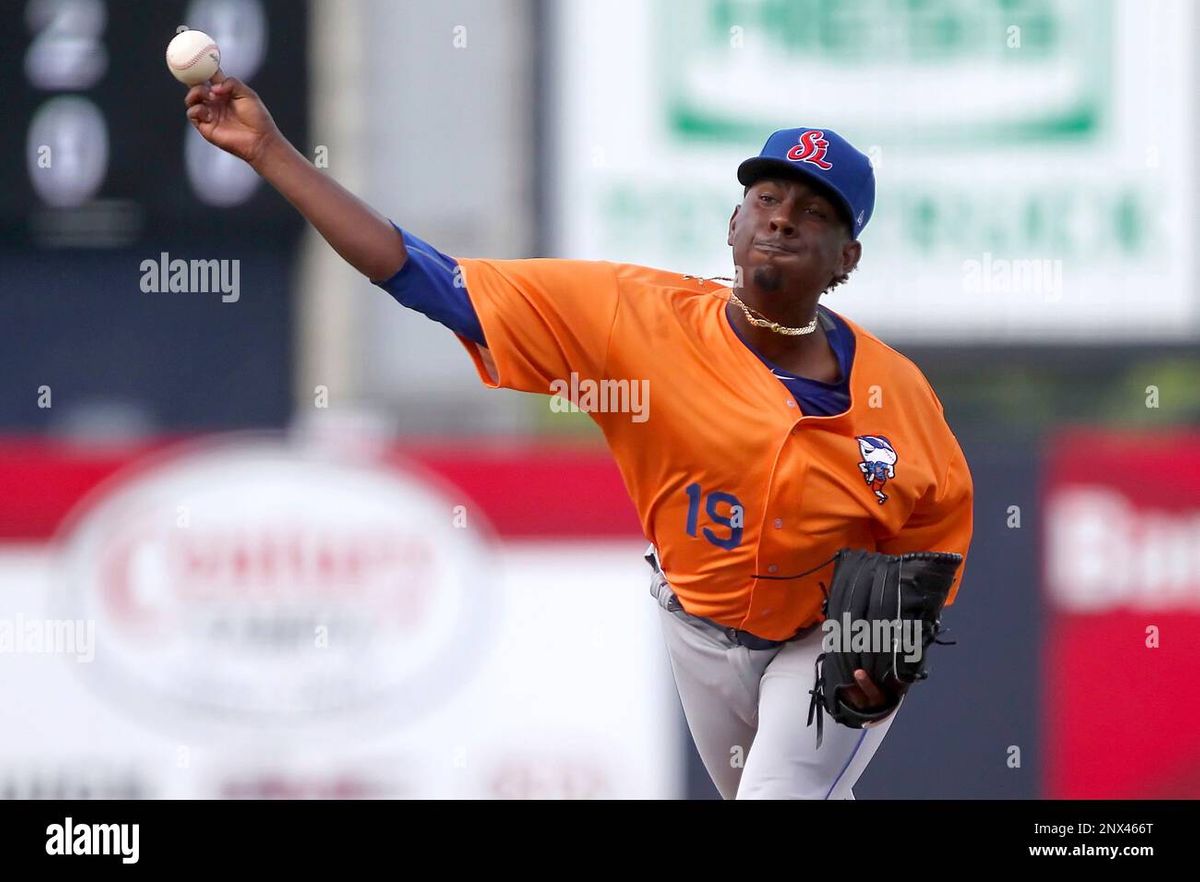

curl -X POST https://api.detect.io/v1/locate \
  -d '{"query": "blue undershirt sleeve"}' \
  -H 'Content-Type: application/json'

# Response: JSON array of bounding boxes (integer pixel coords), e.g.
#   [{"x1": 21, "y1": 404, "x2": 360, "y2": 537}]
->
[{"x1": 371, "y1": 224, "x2": 487, "y2": 346}]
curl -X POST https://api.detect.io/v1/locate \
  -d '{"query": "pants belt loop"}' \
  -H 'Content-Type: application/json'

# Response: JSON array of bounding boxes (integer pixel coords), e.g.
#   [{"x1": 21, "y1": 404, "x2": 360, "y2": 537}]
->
[{"x1": 643, "y1": 543, "x2": 660, "y2": 573}]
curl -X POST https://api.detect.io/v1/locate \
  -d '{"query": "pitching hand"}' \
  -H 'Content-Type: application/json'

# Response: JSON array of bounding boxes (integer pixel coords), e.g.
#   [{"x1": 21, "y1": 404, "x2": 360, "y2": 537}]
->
[{"x1": 184, "y1": 69, "x2": 281, "y2": 168}]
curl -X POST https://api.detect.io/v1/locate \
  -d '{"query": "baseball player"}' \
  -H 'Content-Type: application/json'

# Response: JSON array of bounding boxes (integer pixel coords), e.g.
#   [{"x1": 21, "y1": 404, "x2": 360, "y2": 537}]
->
[{"x1": 185, "y1": 73, "x2": 973, "y2": 800}]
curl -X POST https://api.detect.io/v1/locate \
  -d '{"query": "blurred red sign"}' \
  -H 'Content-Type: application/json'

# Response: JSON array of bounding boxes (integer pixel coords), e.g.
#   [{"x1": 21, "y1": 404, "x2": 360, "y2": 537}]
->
[
  {"x1": 1043, "y1": 430, "x2": 1200, "y2": 798},
  {"x1": 0, "y1": 437, "x2": 639, "y2": 541}
]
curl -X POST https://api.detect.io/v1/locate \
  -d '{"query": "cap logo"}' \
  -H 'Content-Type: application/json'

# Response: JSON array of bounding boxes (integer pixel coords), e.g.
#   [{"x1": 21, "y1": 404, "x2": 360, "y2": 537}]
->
[{"x1": 786, "y1": 130, "x2": 833, "y2": 171}]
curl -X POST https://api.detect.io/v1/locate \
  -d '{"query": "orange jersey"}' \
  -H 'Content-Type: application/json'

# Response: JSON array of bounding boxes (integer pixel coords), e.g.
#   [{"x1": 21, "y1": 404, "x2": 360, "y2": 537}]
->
[{"x1": 453, "y1": 257, "x2": 974, "y2": 641}]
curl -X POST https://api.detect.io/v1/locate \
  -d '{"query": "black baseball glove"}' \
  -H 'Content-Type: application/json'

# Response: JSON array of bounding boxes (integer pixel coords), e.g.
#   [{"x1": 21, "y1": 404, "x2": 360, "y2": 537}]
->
[{"x1": 806, "y1": 548, "x2": 963, "y2": 747}]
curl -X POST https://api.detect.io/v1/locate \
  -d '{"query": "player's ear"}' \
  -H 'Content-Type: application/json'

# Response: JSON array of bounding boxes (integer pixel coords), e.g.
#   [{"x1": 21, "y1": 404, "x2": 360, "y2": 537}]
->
[
  {"x1": 839, "y1": 239, "x2": 862, "y2": 276},
  {"x1": 727, "y1": 206, "x2": 740, "y2": 247}
]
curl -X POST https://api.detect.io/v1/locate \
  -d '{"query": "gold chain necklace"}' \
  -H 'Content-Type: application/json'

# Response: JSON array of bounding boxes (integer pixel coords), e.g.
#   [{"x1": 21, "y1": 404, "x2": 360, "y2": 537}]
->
[
  {"x1": 728, "y1": 290, "x2": 819, "y2": 336},
  {"x1": 682, "y1": 275, "x2": 820, "y2": 336}
]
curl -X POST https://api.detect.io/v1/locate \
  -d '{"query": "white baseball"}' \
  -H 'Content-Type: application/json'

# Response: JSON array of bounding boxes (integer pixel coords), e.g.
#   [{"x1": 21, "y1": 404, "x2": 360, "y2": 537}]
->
[{"x1": 166, "y1": 29, "x2": 221, "y2": 86}]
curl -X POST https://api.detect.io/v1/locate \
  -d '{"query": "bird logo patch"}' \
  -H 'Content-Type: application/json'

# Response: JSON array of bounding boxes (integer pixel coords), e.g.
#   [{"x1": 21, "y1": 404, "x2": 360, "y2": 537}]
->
[
  {"x1": 787, "y1": 130, "x2": 833, "y2": 170},
  {"x1": 856, "y1": 435, "x2": 897, "y2": 505}
]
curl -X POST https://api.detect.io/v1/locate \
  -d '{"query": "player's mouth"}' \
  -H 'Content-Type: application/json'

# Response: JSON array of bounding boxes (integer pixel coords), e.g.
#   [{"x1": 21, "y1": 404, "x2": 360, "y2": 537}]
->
[{"x1": 753, "y1": 239, "x2": 799, "y2": 256}]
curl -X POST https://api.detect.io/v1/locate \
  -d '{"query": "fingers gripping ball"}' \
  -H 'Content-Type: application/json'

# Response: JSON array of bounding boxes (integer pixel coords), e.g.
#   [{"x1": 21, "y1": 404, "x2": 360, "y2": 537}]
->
[
  {"x1": 806, "y1": 548, "x2": 963, "y2": 747},
  {"x1": 166, "y1": 27, "x2": 221, "y2": 86}
]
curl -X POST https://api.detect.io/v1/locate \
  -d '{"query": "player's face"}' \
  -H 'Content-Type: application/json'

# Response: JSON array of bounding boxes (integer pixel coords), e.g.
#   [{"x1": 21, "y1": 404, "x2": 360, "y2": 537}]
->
[{"x1": 727, "y1": 178, "x2": 861, "y2": 296}]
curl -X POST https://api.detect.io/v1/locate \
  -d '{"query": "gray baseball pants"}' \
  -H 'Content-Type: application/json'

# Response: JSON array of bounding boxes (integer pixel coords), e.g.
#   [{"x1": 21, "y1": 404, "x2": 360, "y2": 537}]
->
[{"x1": 649, "y1": 550, "x2": 902, "y2": 799}]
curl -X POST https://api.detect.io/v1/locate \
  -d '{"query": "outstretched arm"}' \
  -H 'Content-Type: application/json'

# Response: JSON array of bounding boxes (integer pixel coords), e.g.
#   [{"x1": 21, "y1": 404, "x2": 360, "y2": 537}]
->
[
  {"x1": 183, "y1": 72, "x2": 617, "y2": 391},
  {"x1": 185, "y1": 70, "x2": 407, "y2": 283}
]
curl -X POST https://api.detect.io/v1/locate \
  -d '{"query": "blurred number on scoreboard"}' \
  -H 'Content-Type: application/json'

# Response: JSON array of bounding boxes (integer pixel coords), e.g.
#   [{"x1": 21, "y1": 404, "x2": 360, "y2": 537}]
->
[{"x1": 25, "y1": 0, "x2": 110, "y2": 207}]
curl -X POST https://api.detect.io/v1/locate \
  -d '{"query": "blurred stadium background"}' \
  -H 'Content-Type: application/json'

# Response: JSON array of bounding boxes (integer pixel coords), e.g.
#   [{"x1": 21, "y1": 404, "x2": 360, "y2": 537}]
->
[{"x1": 1, "y1": 0, "x2": 1197, "y2": 799}]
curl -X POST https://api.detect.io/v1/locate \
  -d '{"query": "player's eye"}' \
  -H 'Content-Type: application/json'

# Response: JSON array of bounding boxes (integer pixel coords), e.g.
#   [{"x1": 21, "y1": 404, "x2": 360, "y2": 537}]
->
[{"x1": 758, "y1": 193, "x2": 776, "y2": 204}]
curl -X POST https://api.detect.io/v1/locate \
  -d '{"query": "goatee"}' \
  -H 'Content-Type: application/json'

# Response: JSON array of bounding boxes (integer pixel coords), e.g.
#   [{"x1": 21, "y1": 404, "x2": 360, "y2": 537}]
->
[{"x1": 752, "y1": 265, "x2": 784, "y2": 293}]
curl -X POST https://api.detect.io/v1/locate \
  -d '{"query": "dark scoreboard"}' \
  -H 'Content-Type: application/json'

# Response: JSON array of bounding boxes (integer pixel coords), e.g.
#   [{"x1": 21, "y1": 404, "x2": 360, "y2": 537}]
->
[
  {"x1": 0, "y1": 0, "x2": 310, "y2": 247},
  {"x1": 1, "y1": 0, "x2": 311, "y2": 432}
]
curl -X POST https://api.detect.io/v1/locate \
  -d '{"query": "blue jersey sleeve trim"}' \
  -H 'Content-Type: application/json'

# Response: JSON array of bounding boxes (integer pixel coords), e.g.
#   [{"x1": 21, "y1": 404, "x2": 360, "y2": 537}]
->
[{"x1": 372, "y1": 224, "x2": 487, "y2": 346}]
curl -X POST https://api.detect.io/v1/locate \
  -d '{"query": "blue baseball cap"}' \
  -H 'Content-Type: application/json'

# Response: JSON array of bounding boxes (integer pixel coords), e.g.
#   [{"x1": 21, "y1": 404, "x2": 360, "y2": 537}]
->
[{"x1": 737, "y1": 128, "x2": 875, "y2": 238}]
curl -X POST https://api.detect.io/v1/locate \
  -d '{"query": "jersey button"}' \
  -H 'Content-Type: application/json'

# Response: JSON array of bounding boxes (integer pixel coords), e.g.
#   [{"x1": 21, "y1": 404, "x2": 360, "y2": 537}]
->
[
  {"x1": 767, "y1": 564, "x2": 779, "y2": 574},
  {"x1": 785, "y1": 399, "x2": 796, "y2": 408},
  {"x1": 773, "y1": 518, "x2": 784, "y2": 529}
]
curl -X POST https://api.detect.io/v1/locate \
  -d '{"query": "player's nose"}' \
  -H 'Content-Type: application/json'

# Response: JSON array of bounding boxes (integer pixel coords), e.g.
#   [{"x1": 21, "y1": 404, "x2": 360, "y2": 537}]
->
[{"x1": 768, "y1": 214, "x2": 797, "y2": 236}]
